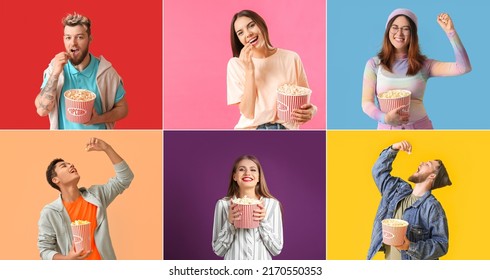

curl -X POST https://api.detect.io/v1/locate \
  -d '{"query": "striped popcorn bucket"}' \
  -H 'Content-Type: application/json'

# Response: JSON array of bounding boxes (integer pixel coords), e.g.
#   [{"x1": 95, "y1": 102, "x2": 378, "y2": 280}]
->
[
  {"x1": 71, "y1": 223, "x2": 91, "y2": 253},
  {"x1": 381, "y1": 219, "x2": 409, "y2": 246},
  {"x1": 377, "y1": 90, "x2": 411, "y2": 116},
  {"x1": 64, "y1": 89, "x2": 96, "y2": 124},
  {"x1": 277, "y1": 88, "x2": 311, "y2": 123},
  {"x1": 234, "y1": 204, "x2": 260, "y2": 229}
]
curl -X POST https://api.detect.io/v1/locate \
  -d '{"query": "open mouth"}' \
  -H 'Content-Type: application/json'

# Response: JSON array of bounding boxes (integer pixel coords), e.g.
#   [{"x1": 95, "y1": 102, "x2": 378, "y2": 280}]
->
[
  {"x1": 248, "y1": 37, "x2": 258, "y2": 45},
  {"x1": 242, "y1": 176, "x2": 253, "y2": 182},
  {"x1": 70, "y1": 48, "x2": 79, "y2": 56}
]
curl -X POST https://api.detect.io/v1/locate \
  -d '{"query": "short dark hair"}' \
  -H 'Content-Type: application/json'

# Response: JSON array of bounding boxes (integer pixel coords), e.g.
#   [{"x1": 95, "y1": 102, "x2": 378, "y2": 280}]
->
[
  {"x1": 432, "y1": 159, "x2": 452, "y2": 190},
  {"x1": 46, "y1": 158, "x2": 64, "y2": 192}
]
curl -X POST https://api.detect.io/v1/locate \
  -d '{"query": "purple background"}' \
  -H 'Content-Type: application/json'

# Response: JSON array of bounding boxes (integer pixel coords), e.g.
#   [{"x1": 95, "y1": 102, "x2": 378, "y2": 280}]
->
[{"x1": 164, "y1": 131, "x2": 326, "y2": 260}]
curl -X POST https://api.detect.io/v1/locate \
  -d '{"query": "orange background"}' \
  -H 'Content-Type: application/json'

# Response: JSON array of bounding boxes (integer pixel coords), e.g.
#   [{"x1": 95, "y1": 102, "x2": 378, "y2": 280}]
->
[{"x1": 0, "y1": 131, "x2": 162, "y2": 260}]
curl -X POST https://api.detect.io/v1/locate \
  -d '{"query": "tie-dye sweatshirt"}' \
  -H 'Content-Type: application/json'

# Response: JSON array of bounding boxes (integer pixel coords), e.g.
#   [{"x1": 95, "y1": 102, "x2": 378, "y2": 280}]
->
[{"x1": 362, "y1": 31, "x2": 471, "y2": 125}]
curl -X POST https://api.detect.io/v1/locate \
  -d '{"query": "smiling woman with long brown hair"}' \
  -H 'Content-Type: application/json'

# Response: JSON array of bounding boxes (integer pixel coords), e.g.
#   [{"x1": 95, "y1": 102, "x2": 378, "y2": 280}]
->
[
  {"x1": 227, "y1": 10, "x2": 317, "y2": 130},
  {"x1": 212, "y1": 155, "x2": 283, "y2": 260},
  {"x1": 362, "y1": 8, "x2": 471, "y2": 129}
]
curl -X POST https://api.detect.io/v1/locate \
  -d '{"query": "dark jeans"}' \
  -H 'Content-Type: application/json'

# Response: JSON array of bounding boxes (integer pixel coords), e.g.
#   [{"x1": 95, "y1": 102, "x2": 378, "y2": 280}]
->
[{"x1": 256, "y1": 122, "x2": 287, "y2": 130}]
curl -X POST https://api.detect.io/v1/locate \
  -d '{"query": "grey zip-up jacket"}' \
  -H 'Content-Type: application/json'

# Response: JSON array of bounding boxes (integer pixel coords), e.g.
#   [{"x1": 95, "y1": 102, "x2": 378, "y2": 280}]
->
[{"x1": 37, "y1": 161, "x2": 134, "y2": 260}]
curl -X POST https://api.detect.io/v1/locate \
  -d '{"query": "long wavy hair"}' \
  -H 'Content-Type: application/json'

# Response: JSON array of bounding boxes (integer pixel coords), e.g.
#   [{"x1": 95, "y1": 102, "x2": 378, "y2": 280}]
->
[
  {"x1": 226, "y1": 155, "x2": 275, "y2": 199},
  {"x1": 230, "y1": 10, "x2": 274, "y2": 58},
  {"x1": 378, "y1": 15, "x2": 427, "y2": 75}
]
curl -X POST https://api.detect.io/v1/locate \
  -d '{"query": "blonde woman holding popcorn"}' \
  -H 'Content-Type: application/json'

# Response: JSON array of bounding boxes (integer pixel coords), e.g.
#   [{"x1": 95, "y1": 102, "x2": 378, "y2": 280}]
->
[
  {"x1": 212, "y1": 155, "x2": 283, "y2": 260},
  {"x1": 362, "y1": 9, "x2": 471, "y2": 129},
  {"x1": 227, "y1": 10, "x2": 317, "y2": 129}
]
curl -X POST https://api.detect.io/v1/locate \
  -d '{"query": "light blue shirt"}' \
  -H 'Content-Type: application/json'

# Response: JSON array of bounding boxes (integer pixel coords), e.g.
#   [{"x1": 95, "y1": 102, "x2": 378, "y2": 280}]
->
[{"x1": 41, "y1": 54, "x2": 125, "y2": 129}]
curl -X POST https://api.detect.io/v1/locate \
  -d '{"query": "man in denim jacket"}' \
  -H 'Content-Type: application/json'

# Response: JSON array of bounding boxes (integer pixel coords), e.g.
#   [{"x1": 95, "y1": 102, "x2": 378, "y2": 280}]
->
[{"x1": 367, "y1": 140, "x2": 452, "y2": 260}]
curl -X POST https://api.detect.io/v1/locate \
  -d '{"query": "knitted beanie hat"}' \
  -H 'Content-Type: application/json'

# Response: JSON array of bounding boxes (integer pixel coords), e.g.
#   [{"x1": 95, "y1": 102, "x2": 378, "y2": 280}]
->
[{"x1": 386, "y1": 8, "x2": 418, "y2": 28}]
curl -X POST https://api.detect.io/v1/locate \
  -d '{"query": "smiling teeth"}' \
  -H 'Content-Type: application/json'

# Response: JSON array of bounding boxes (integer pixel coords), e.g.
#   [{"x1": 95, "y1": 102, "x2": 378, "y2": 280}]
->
[{"x1": 249, "y1": 37, "x2": 258, "y2": 43}]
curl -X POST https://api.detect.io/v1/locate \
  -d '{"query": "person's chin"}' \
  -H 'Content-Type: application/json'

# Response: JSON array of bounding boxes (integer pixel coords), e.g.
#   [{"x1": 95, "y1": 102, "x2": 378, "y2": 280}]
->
[
  {"x1": 239, "y1": 183, "x2": 257, "y2": 189},
  {"x1": 69, "y1": 58, "x2": 82, "y2": 66}
]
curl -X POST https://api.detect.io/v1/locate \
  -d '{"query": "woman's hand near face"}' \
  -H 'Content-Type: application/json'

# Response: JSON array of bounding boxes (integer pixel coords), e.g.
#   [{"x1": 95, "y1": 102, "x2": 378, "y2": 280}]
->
[
  {"x1": 384, "y1": 105, "x2": 409, "y2": 126},
  {"x1": 437, "y1": 13, "x2": 455, "y2": 33},
  {"x1": 292, "y1": 103, "x2": 316, "y2": 124},
  {"x1": 239, "y1": 43, "x2": 255, "y2": 73}
]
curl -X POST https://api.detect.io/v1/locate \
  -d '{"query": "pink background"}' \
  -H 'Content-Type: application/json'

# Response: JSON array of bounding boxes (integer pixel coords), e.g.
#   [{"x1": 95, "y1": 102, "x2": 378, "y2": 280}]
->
[{"x1": 164, "y1": 0, "x2": 326, "y2": 129}]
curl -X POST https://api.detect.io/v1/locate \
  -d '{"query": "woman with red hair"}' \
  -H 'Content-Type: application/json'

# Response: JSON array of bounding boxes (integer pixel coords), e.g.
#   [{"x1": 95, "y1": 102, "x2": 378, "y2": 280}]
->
[{"x1": 362, "y1": 8, "x2": 471, "y2": 129}]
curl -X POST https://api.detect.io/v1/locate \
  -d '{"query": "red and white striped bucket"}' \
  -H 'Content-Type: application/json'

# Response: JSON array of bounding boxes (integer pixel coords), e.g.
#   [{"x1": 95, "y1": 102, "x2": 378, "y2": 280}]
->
[
  {"x1": 71, "y1": 222, "x2": 91, "y2": 253},
  {"x1": 377, "y1": 90, "x2": 411, "y2": 116},
  {"x1": 234, "y1": 204, "x2": 260, "y2": 229},
  {"x1": 64, "y1": 89, "x2": 96, "y2": 124},
  {"x1": 277, "y1": 87, "x2": 311, "y2": 123}
]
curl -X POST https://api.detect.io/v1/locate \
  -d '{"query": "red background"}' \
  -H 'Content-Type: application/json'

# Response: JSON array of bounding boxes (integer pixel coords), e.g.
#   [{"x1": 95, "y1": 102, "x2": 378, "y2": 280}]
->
[{"x1": 0, "y1": 0, "x2": 162, "y2": 129}]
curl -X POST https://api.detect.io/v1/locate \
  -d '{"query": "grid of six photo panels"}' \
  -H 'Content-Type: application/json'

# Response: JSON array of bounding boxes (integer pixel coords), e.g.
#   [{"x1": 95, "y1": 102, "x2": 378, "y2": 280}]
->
[{"x1": 0, "y1": 0, "x2": 488, "y2": 279}]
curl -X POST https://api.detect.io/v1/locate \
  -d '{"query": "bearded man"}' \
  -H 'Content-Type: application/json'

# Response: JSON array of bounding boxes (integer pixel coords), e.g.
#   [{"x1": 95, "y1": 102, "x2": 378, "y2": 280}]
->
[
  {"x1": 35, "y1": 12, "x2": 128, "y2": 129},
  {"x1": 367, "y1": 140, "x2": 452, "y2": 260}
]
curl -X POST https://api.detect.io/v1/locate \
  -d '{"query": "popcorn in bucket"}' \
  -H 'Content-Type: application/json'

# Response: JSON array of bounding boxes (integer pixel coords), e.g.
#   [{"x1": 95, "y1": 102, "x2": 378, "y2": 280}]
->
[
  {"x1": 232, "y1": 196, "x2": 262, "y2": 229},
  {"x1": 377, "y1": 90, "x2": 411, "y2": 116},
  {"x1": 71, "y1": 220, "x2": 91, "y2": 253},
  {"x1": 277, "y1": 84, "x2": 312, "y2": 123},
  {"x1": 381, "y1": 218, "x2": 409, "y2": 246},
  {"x1": 64, "y1": 89, "x2": 96, "y2": 124}
]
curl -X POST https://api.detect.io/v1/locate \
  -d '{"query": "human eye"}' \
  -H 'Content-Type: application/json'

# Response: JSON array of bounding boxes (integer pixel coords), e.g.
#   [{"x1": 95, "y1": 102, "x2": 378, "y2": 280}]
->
[
  {"x1": 236, "y1": 31, "x2": 243, "y2": 36},
  {"x1": 402, "y1": 27, "x2": 411, "y2": 33},
  {"x1": 64, "y1": 36, "x2": 71, "y2": 40},
  {"x1": 390, "y1": 25, "x2": 399, "y2": 31}
]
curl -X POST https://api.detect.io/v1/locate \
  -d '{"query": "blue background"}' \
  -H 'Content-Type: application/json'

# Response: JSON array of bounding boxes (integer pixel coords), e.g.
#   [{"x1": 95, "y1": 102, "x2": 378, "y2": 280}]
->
[{"x1": 328, "y1": 0, "x2": 485, "y2": 129}]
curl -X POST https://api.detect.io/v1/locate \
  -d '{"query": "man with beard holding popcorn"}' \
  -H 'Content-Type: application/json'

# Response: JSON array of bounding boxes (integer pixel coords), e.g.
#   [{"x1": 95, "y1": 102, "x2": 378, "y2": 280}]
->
[
  {"x1": 35, "y1": 12, "x2": 128, "y2": 129},
  {"x1": 367, "y1": 140, "x2": 452, "y2": 260}
]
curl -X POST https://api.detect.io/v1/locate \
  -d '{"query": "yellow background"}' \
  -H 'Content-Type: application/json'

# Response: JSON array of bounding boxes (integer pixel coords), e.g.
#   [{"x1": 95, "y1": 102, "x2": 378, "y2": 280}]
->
[
  {"x1": 0, "y1": 131, "x2": 162, "y2": 260},
  {"x1": 327, "y1": 130, "x2": 488, "y2": 260}
]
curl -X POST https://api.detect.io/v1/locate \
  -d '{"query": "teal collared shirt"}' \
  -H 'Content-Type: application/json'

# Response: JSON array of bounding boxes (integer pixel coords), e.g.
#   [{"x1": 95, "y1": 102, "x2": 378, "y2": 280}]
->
[{"x1": 41, "y1": 54, "x2": 125, "y2": 129}]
